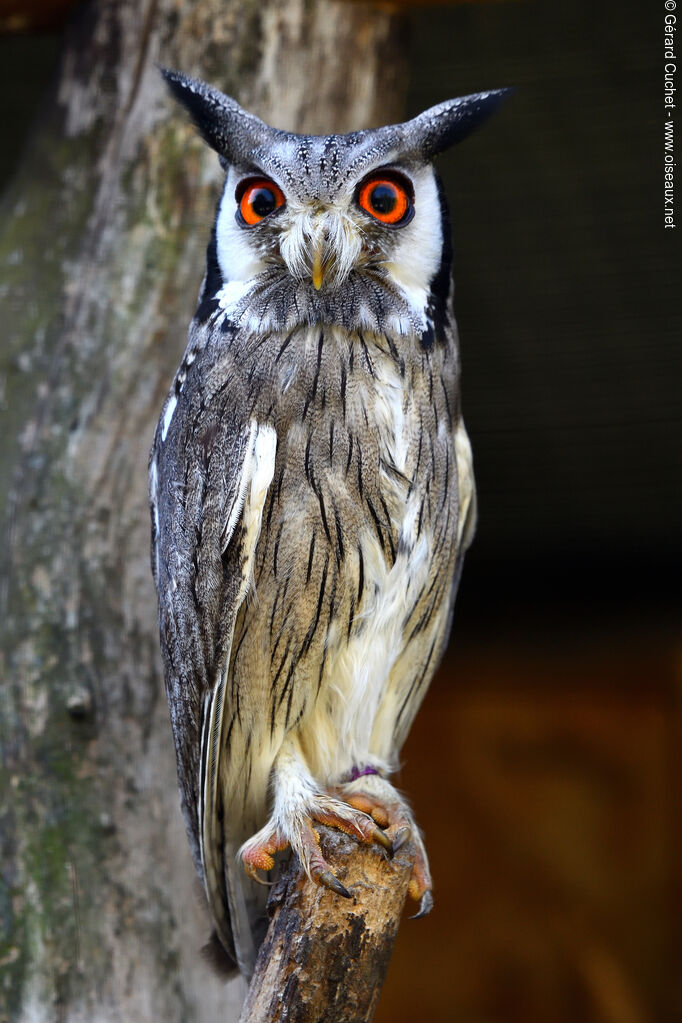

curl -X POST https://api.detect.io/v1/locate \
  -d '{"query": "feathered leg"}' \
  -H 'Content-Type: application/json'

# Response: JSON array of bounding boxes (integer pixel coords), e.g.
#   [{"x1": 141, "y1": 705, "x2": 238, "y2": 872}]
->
[
  {"x1": 335, "y1": 772, "x2": 433, "y2": 916},
  {"x1": 239, "y1": 736, "x2": 392, "y2": 895}
]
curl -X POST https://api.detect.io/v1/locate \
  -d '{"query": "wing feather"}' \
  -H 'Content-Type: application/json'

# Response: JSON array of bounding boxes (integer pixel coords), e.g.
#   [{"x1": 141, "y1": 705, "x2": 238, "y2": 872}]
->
[
  {"x1": 454, "y1": 418, "x2": 477, "y2": 552},
  {"x1": 200, "y1": 423, "x2": 276, "y2": 975},
  {"x1": 150, "y1": 339, "x2": 277, "y2": 967}
]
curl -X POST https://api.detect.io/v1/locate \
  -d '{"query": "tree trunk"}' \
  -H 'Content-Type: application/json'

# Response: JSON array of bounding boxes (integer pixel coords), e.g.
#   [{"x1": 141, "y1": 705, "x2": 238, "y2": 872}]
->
[{"x1": 0, "y1": 1, "x2": 408, "y2": 1020}]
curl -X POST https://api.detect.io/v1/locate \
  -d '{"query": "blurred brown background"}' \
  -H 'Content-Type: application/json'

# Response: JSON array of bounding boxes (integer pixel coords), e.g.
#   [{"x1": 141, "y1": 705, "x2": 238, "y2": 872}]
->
[
  {"x1": 1, "y1": 0, "x2": 678, "y2": 1020},
  {"x1": 390, "y1": 3, "x2": 680, "y2": 1020}
]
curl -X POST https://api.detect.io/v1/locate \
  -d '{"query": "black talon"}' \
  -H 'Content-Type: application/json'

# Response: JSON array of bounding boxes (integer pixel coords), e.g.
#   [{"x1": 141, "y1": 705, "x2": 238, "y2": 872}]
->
[
  {"x1": 372, "y1": 826, "x2": 394, "y2": 857},
  {"x1": 392, "y1": 825, "x2": 411, "y2": 852},
  {"x1": 409, "y1": 890, "x2": 434, "y2": 919},
  {"x1": 318, "y1": 870, "x2": 352, "y2": 898}
]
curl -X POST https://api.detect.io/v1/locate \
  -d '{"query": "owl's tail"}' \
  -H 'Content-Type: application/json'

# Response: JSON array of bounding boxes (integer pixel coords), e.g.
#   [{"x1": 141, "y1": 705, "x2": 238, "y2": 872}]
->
[
  {"x1": 201, "y1": 787, "x2": 272, "y2": 979},
  {"x1": 199, "y1": 670, "x2": 263, "y2": 978}
]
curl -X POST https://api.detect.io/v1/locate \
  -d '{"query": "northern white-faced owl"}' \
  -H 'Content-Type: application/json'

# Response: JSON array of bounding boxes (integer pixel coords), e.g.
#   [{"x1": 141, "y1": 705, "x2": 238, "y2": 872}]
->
[{"x1": 150, "y1": 69, "x2": 508, "y2": 977}]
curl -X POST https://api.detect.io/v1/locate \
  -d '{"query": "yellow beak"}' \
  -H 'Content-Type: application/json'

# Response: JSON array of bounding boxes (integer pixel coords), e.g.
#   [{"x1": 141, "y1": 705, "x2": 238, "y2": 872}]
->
[{"x1": 312, "y1": 245, "x2": 324, "y2": 291}]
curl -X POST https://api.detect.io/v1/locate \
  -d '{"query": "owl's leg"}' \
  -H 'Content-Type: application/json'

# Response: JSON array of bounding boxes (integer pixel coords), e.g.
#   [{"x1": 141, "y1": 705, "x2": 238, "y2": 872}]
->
[
  {"x1": 335, "y1": 773, "x2": 433, "y2": 917},
  {"x1": 239, "y1": 738, "x2": 392, "y2": 896}
]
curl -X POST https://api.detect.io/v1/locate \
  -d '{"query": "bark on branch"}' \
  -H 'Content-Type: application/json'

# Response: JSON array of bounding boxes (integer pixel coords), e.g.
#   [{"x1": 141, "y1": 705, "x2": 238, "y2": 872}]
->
[{"x1": 240, "y1": 828, "x2": 416, "y2": 1023}]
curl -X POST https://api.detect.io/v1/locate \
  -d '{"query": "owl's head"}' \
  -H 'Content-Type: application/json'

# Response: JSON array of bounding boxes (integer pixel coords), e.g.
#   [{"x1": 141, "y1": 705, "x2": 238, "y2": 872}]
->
[{"x1": 163, "y1": 69, "x2": 509, "y2": 338}]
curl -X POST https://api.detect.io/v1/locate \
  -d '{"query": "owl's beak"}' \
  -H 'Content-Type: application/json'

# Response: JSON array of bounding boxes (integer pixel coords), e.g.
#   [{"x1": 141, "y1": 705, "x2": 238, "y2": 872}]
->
[
  {"x1": 290, "y1": 210, "x2": 359, "y2": 291},
  {"x1": 311, "y1": 244, "x2": 324, "y2": 291}
]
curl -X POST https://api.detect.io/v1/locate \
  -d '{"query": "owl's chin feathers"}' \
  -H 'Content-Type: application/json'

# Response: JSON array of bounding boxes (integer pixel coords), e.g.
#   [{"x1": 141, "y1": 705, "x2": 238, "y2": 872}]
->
[{"x1": 215, "y1": 268, "x2": 433, "y2": 338}]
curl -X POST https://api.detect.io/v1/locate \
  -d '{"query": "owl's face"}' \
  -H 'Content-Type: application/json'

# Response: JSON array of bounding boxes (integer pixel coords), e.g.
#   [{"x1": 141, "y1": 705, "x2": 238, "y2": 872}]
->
[
  {"x1": 215, "y1": 146, "x2": 444, "y2": 333},
  {"x1": 163, "y1": 70, "x2": 509, "y2": 336}
]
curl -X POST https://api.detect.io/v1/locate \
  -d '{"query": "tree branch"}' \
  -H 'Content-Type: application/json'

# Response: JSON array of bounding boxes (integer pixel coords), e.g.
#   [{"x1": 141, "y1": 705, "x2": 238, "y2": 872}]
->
[{"x1": 240, "y1": 828, "x2": 416, "y2": 1023}]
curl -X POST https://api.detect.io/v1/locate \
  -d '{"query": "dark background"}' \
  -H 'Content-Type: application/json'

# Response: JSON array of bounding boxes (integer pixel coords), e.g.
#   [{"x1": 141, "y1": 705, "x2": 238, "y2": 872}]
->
[
  {"x1": 401, "y1": 4, "x2": 679, "y2": 1021},
  {"x1": 1, "y1": 1, "x2": 679, "y2": 1020},
  {"x1": 408, "y1": 0, "x2": 681, "y2": 627}
]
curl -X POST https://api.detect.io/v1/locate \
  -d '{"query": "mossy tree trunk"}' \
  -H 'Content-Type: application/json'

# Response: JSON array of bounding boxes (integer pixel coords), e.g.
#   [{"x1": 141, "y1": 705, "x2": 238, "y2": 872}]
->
[{"x1": 0, "y1": 1, "x2": 407, "y2": 1019}]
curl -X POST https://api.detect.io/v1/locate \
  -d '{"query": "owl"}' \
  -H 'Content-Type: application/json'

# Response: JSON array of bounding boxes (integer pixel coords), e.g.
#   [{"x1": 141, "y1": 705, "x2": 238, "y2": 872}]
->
[{"x1": 150, "y1": 69, "x2": 508, "y2": 977}]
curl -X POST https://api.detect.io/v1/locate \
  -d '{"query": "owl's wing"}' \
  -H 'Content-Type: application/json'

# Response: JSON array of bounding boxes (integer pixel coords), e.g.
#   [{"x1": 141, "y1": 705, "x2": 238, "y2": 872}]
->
[
  {"x1": 433, "y1": 417, "x2": 477, "y2": 678},
  {"x1": 150, "y1": 365, "x2": 276, "y2": 971},
  {"x1": 454, "y1": 418, "x2": 477, "y2": 552}
]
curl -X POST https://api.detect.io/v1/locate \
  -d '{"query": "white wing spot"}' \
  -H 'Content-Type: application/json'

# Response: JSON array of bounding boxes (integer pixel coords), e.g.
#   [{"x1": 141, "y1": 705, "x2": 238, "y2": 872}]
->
[
  {"x1": 221, "y1": 422, "x2": 258, "y2": 553},
  {"x1": 149, "y1": 457, "x2": 160, "y2": 578},
  {"x1": 241, "y1": 424, "x2": 278, "y2": 600},
  {"x1": 161, "y1": 395, "x2": 177, "y2": 442}
]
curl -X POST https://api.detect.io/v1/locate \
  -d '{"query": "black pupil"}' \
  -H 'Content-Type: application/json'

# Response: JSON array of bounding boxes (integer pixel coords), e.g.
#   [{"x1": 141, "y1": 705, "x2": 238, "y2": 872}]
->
[
  {"x1": 250, "y1": 187, "x2": 277, "y2": 217},
  {"x1": 370, "y1": 183, "x2": 397, "y2": 215}
]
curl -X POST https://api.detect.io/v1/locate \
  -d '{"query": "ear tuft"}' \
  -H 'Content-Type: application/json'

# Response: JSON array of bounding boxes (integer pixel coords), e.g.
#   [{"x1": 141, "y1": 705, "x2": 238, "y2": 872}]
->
[
  {"x1": 408, "y1": 88, "x2": 514, "y2": 158},
  {"x1": 159, "y1": 66, "x2": 269, "y2": 161}
]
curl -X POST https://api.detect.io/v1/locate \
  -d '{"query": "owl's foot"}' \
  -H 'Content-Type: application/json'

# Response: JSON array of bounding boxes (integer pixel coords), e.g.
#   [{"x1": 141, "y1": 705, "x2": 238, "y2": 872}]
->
[
  {"x1": 337, "y1": 778, "x2": 433, "y2": 918},
  {"x1": 240, "y1": 795, "x2": 392, "y2": 896}
]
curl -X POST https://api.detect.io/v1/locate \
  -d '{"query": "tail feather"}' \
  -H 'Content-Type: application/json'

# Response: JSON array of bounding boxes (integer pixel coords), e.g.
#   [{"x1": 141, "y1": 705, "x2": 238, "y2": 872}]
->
[
  {"x1": 202, "y1": 929, "x2": 238, "y2": 978},
  {"x1": 222, "y1": 835, "x2": 261, "y2": 978},
  {"x1": 200, "y1": 677, "x2": 268, "y2": 977}
]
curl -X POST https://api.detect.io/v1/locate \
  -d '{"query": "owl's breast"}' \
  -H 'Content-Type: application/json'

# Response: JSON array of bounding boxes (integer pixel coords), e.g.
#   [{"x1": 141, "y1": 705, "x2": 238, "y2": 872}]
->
[{"x1": 227, "y1": 322, "x2": 460, "y2": 778}]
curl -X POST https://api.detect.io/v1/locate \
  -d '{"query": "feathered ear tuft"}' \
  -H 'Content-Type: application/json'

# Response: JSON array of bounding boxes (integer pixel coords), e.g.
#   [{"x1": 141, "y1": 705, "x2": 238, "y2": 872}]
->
[
  {"x1": 403, "y1": 88, "x2": 514, "y2": 159},
  {"x1": 159, "y1": 67, "x2": 270, "y2": 163}
]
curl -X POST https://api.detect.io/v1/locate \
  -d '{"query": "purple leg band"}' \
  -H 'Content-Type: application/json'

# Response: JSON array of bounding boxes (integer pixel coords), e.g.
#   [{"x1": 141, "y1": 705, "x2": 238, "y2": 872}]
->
[{"x1": 347, "y1": 765, "x2": 380, "y2": 782}]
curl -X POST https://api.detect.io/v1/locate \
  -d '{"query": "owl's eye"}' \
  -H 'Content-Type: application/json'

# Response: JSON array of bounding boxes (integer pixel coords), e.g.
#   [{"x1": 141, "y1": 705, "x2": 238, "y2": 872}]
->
[
  {"x1": 357, "y1": 172, "x2": 414, "y2": 226},
  {"x1": 236, "y1": 178, "x2": 286, "y2": 226}
]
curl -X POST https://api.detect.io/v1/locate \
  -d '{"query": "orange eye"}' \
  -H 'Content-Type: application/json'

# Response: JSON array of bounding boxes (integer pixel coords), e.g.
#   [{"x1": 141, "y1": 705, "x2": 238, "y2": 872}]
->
[
  {"x1": 237, "y1": 178, "x2": 285, "y2": 226},
  {"x1": 357, "y1": 173, "x2": 413, "y2": 226}
]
